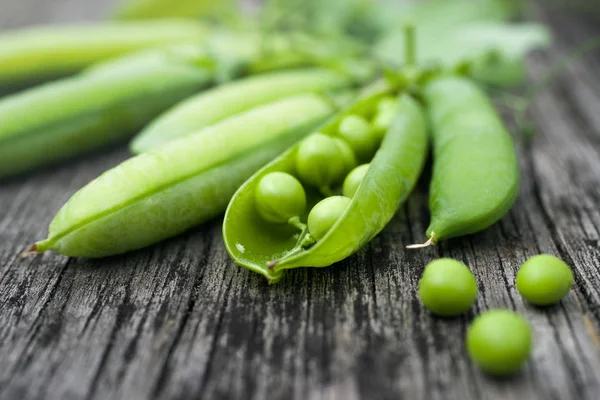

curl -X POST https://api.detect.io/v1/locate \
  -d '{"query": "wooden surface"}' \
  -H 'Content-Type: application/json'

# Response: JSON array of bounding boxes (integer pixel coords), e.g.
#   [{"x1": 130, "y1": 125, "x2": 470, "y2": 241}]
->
[{"x1": 1, "y1": 1, "x2": 600, "y2": 399}]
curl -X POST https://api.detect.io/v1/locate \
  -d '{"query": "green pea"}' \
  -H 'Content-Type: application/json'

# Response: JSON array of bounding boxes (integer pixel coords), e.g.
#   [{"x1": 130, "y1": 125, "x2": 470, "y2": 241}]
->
[
  {"x1": 333, "y1": 137, "x2": 358, "y2": 174},
  {"x1": 0, "y1": 21, "x2": 209, "y2": 88},
  {"x1": 409, "y1": 76, "x2": 519, "y2": 248},
  {"x1": 466, "y1": 309, "x2": 533, "y2": 376},
  {"x1": 516, "y1": 254, "x2": 574, "y2": 306},
  {"x1": 131, "y1": 68, "x2": 353, "y2": 153},
  {"x1": 338, "y1": 114, "x2": 378, "y2": 161},
  {"x1": 342, "y1": 164, "x2": 370, "y2": 198},
  {"x1": 255, "y1": 172, "x2": 306, "y2": 224},
  {"x1": 32, "y1": 93, "x2": 335, "y2": 258},
  {"x1": 418, "y1": 258, "x2": 478, "y2": 317},
  {"x1": 307, "y1": 196, "x2": 352, "y2": 241},
  {"x1": 295, "y1": 133, "x2": 346, "y2": 191},
  {"x1": 376, "y1": 97, "x2": 398, "y2": 113},
  {"x1": 372, "y1": 98, "x2": 400, "y2": 140}
]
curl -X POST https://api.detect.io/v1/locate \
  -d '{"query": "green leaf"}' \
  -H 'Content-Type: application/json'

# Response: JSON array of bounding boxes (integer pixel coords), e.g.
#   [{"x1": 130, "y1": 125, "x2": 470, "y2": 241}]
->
[
  {"x1": 374, "y1": 0, "x2": 519, "y2": 36},
  {"x1": 376, "y1": 21, "x2": 550, "y2": 86},
  {"x1": 377, "y1": 22, "x2": 550, "y2": 65}
]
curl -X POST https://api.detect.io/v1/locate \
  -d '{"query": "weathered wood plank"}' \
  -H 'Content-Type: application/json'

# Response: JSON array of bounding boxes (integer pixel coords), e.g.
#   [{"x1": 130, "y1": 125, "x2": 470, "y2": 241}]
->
[{"x1": 0, "y1": 1, "x2": 599, "y2": 399}]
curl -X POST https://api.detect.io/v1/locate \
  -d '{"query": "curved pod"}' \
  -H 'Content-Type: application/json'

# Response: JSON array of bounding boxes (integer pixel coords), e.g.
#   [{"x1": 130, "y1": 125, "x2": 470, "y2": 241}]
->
[
  {"x1": 0, "y1": 20, "x2": 209, "y2": 87},
  {"x1": 0, "y1": 45, "x2": 214, "y2": 179},
  {"x1": 130, "y1": 68, "x2": 353, "y2": 153},
  {"x1": 33, "y1": 93, "x2": 336, "y2": 257},
  {"x1": 419, "y1": 76, "x2": 519, "y2": 244},
  {"x1": 223, "y1": 90, "x2": 429, "y2": 283}
]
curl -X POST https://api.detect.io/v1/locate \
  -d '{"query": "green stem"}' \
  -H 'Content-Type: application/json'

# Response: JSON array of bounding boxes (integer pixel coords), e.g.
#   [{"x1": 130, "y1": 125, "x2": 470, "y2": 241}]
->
[
  {"x1": 300, "y1": 233, "x2": 317, "y2": 248},
  {"x1": 320, "y1": 186, "x2": 336, "y2": 197},
  {"x1": 288, "y1": 216, "x2": 307, "y2": 232},
  {"x1": 404, "y1": 21, "x2": 416, "y2": 67},
  {"x1": 267, "y1": 228, "x2": 317, "y2": 272},
  {"x1": 288, "y1": 216, "x2": 309, "y2": 249}
]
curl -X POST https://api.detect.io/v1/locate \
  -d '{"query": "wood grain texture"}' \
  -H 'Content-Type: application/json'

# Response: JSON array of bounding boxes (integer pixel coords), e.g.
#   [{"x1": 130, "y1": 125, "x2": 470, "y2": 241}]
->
[{"x1": 1, "y1": 1, "x2": 599, "y2": 399}]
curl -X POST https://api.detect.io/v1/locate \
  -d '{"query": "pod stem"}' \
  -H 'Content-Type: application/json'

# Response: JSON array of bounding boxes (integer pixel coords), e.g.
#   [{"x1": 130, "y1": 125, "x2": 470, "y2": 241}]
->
[
  {"x1": 404, "y1": 21, "x2": 416, "y2": 68},
  {"x1": 288, "y1": 216, "x2": 307, "y2": 233},
  {"x1": 267, "y1": 232, "x2": 316, "y2": 271},
  {"x1": 300, "y1": 233, "x2": 316, "y2": 248},
  {"x1": 406, "y1": 236, "x2": 435, "y2": 249},
  {"x1": 18, "y1": 244, "x2": 39, "y2": 260},
  {"x1": 319, "y1": 186, "x2": 336, "y2": 198}
]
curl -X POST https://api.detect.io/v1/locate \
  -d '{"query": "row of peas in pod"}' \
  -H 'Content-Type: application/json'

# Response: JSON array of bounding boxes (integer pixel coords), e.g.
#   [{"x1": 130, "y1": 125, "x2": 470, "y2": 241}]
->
[
  {"x1": 254, "y1": 95, "x2": 399, "y2": 237},
  {"x1": 223, "y1": 82, "x2": 429, "y2": 282}
]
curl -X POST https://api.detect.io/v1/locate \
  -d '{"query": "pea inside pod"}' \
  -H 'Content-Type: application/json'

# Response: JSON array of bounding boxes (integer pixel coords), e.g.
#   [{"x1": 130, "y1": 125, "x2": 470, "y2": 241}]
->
[
  {"x1": 130, "y1": 68, "x2": 353, "y2": 154},
  {"x1": 0, "y1": 20, "x2": 209, "y2": 88},
  {"x1": 223, "y1": 88, "x2": 429, "y2": 283},
  {"x1": 31, "y1": 93, "x2": 336, "y2": 258},
  {"x1": 408, "y1": 76, "x2": 519, "y2": 248}
]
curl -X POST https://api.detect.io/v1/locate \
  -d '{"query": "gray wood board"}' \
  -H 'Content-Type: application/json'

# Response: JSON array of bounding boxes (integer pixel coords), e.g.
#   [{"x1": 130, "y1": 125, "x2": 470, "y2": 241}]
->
[{"x1": 0, "y1": 1, "x2": 599, "y2": 399}]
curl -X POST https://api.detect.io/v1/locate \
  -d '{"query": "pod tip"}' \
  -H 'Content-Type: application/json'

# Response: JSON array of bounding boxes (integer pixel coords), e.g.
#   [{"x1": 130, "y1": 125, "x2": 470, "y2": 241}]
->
[
  {"x1": 18, "y1": 244, "x2": 39, "y2": 260},
  {"x1": 406, "y1": 237, "x2": 434, "y2": 249}
]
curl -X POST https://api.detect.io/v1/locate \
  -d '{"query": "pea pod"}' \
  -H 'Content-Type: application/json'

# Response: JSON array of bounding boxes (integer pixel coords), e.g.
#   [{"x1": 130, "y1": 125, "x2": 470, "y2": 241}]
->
[
  {"x1": 113, "y1": 0, "x2": 235, "y2": 20},
  {"x1": 0, "y1": 44, "x2": 216, "y2": 179},
  {"x1": 131, "y1": 68, "x2": 354, "y2": 153},
  {"x1": 0, "y1": 20, "x2": 209, "y2": 87},
  {"x1": 30, "y1": 93, "x2": 336, "y2": 258},
  {"x1": 223, "y1": 89, "x2": 429, "y2": 283},
  {"x1": 408, "y1": 76, "x2": 519, "y2": 248}
]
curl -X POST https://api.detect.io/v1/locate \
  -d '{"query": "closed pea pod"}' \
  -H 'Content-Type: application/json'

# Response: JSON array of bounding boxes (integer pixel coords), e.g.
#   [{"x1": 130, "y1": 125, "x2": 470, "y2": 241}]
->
[
  {"x1": 113, "y1": 0, "x2": 235, "y2": 20},
  {"x1": 0, "y1": 20, "x2": 209, "y2": 88},
  {"x1": 223, "y1": 88, "x2": 429, "y2": 283},
  {"x1": 130, "y1": 68, "x2": 353, "y2": 153},
  {"x1": 0, "y1": 44, "x2": 216, "y2": 179},
  {"x1": 408, "y1": 76, "x2": 519, "y2": 248},
  {"x1": 30, "y1": 93, "x2": 336, "y2": 258}
]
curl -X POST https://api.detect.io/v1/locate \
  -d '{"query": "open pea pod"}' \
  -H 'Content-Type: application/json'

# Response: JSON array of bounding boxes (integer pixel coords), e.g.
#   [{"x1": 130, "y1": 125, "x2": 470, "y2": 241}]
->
[{"x1": 223, "y1": 87, "x2": 429, "y2": 283}]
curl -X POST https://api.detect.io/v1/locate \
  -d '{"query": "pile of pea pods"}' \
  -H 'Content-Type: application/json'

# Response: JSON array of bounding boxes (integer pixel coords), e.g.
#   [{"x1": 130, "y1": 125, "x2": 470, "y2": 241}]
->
[{"x1": 0, "y1": 0, "x2": 576, "y2": 377}]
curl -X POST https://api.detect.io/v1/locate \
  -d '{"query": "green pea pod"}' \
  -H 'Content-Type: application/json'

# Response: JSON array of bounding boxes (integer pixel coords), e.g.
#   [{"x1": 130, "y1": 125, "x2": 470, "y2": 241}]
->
[
  {"x1": 409, "y1": 76, "x2": 519, "y2": 248},
  {"x1": 31, "y1": 93, "x2": 337, "y2": 258},
  {"x1": 130, "y1": 68, "x2": 354, "y2": 153},
  {"x1": 113, "y1": 0, "x2": 235, "y2": 20},
  {"x1": 0, "y1": 20, "x2": 209, "y2": 88},
  {"x1": 222, "y1": 88, "x2": 429, "y2": 283},
  {"x1": 0, "y1": 44, "x2": 217, "y2": 179}
]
